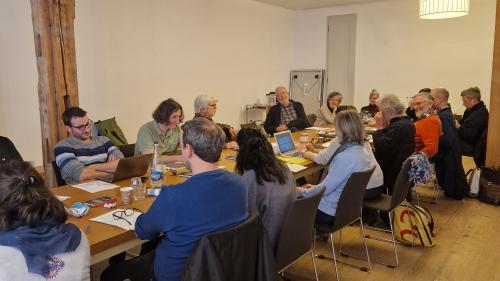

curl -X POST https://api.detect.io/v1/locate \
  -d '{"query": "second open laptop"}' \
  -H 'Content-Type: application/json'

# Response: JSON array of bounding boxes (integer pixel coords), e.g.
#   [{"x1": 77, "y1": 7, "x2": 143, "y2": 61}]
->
[
  {"x1": 102, "y1": 154, "x2": 153, "y2": 183},
  {"x1": 274, "y1": 130, "x2": 302, "y2": 157}
]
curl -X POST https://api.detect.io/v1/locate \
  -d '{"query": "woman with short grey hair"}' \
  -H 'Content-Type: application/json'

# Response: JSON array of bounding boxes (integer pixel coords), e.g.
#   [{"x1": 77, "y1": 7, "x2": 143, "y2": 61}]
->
[
  {"x1": 360, "y1": 89, "x2": 380, "y2": 117},
  {"x1": 315, "y1": 91, "x2": 342, "y2": 126}
]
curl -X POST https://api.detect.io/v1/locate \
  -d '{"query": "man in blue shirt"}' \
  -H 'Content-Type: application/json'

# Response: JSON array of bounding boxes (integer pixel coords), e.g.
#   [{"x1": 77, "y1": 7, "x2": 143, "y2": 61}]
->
[{"x1": 135, "y1": 117, "x2": 248, "y2": 281}]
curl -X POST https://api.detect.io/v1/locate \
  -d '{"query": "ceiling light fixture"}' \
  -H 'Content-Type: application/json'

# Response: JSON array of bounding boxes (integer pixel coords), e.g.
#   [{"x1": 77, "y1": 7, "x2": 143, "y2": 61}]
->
[{"x1": 419, "y1": 0, "x2": 470, "y2": 19}]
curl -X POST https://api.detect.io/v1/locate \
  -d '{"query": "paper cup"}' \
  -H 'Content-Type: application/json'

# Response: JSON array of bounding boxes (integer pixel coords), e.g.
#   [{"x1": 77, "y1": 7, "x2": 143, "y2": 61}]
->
[{"x1": 120, "y1": 186, "x2": 134, "y2": 205}]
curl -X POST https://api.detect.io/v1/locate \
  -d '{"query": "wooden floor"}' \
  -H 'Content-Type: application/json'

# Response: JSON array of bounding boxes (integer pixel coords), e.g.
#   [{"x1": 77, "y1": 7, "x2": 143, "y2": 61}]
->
[
  {"x1": 284, "y1": 157, "x2": 500, "y2": 281},
  {"x1": 92, "y1": 157, "x2": 500, "y2": 281},
  {"x1": 283, "y1": 195, "x2": 500, "y2": 281}
]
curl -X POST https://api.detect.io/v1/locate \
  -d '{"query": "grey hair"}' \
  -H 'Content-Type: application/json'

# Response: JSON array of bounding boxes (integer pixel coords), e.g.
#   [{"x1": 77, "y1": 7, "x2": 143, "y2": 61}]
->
[
  {"x1": 369, "y1": 89, "x2": 380, "y2": 99},
  {"x1": 327, "y1": 91, "x2": 343, "y2": 102},
  {"x1": 377, "y1": 94, "x2": 405, "y2": 115},
  {"x1": 334, "y1": 110, "x2": 365, "y2": 145},
  {"x1": 413, "y1": 91, "x2": 434, "y2": 102},
  {"x1": 461, "y1": 87, "x2": 481, "y2": 101},
  {"x1": 194, "y1": 95, "x2": 218, "y2": 113},
  {"x1": 181, "y1": 117, "x2": 226, "y2": 163}
]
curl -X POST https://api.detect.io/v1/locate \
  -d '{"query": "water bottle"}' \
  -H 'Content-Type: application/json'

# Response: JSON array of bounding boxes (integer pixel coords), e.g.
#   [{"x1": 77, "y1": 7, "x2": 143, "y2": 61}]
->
[{"x1": 150, "y1": 142, "x2": 164, "y2": 188}]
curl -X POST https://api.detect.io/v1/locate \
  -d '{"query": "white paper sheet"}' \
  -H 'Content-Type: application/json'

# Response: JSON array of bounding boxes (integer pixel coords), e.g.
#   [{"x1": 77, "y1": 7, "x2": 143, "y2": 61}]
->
[
  {"x1": 286, "y1": 163, "x2": 308, "y2": 173},
  {"x1": 322, "y1": 141, "x2": 332, "y2": 148},
  {"x1": 306, "y1": 126, "x2": 327, "y2": 131},
  {"x1": 56, "y1": 195, "x2": 71, "y2": 202},
  {"x1": 90, "y1": 209, "x2": 142, "y2": 231},
  {"x1": 71, "y1": 180, "x2": 119, "y2": 193}
]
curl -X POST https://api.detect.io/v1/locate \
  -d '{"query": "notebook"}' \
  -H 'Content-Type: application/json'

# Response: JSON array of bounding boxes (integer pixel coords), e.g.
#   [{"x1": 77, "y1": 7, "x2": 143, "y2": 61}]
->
[{"x1": 274, "y1": 130, "x2": 302, "y2": 157}]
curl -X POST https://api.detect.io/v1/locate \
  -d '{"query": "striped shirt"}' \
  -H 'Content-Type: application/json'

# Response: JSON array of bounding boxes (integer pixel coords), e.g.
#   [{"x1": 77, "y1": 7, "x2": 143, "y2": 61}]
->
[{"x1": 54, "y1": 136, "x2": 124, "y2": 184}]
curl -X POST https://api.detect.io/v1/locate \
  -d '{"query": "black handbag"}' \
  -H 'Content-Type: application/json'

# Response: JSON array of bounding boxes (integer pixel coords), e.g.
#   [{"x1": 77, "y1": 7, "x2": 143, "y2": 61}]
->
[{"x1": 478, "y1": 167, "x2": 500, "y2": 206}]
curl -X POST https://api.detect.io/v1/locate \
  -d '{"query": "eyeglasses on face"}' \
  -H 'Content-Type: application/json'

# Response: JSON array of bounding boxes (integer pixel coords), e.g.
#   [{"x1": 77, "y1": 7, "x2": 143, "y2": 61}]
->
[
  {"x1": 411, "y1": 101, "x2": 428, "y2": 107},
  {"x1": 208, "y1": 104, "x2": 217, "y2": 108},
  {"x1": 112, "y1": 208, "x2": 143, "y2": 225},
  {"x1": 70, "y1": 119, "x2": 93, "y2": 131}
]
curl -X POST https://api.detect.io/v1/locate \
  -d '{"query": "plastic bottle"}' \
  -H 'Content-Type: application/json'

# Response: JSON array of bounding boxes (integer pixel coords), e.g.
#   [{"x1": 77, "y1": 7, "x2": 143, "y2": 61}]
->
[{"x1": 150, "y1": 142, "x2": 164, "y2": 188}]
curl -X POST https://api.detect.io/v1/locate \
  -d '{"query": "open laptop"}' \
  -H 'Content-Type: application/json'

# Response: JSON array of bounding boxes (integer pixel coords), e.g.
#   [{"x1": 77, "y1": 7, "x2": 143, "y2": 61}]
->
[
  {"x1": 274, "y1": 130, "x2": 302, "y2": 157},
  {"x1": 102, "y1": 154, "x2": 152, "y2": 183}
]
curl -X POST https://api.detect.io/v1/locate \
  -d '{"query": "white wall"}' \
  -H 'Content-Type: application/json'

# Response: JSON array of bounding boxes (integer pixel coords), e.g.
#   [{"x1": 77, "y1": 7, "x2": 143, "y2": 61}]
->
[
  {"x1": 0, "y1": 0, "x2": 40, "y2": 164},
  {"x1": 0, "y1": 0, "x2": 497, "y2": 166},
  {"x1": 292, "y1": 0, "x2": 496, "y2": 113},
  {"x1": 75, "y1": 0, "x2": 293, "y2": 144},
  {"x1": 0, "y1": 0, "x2": 293, "y2": 165}
]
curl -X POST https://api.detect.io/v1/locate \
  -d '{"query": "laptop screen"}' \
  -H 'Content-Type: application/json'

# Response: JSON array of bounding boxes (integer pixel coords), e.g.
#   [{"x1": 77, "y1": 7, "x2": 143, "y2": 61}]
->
[{"x1": 275, "y1": 131, "x2": 296, "y2": 154}]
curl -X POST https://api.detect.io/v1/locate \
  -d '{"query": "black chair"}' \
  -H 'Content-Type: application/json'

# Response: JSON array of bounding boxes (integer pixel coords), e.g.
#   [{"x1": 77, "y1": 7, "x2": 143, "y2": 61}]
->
[
  {"x1": 362, "y1": 159, "x2": 413, "y2": 268},
  {"x1": 100, "y1": 250, "x2": 155, "y2": 281},
  {"x1": 182, "y1": 214, "x2": 277, "y2": 281},
  {"x1": 306, "y1": 114, "x2": 317, "y2": 127},
  {"x1": 275, "y1": 187, "x2": 326, "y2": 281},
  {"x1": 51, "y1": 161, "x2": 66, "y2": 187},
  {"x1": 119, "y1": 143, "x2": 136, "y2": 158},
  {"x1": 315, "y1": 167, "x2": 375, "y2": 281}
]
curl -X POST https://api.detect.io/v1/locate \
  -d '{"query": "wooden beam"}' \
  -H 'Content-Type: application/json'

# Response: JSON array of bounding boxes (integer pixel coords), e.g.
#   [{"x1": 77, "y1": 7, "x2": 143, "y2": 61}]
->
[
  {"x1": 486, "y1": 0, "x2": 500, "y2": 167},
  {"x1": 30, "y1": 0, "x2": 79, "y2": 187}
]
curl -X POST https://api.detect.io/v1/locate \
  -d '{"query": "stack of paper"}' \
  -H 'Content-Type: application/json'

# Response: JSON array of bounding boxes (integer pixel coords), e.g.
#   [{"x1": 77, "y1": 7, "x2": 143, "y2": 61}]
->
[
  {"x1": 56, "y1": 196, "x2": 71, "y2": 202},
  {"x1": 276, "y1": 156, "x2": 312, "y2": 165},
  {"x1": 72, "y1": 180, "x2": 120, "y2": 193},
  {"x1": 286, "y1": 163, "x2": 308, "y2": 173}
]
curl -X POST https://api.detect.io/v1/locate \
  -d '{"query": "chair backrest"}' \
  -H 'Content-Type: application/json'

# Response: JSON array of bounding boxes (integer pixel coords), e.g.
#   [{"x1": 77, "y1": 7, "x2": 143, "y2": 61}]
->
[
  {"x1": 182, "y1": 214, "x2": 276, "y2": 281},
  {"x1": 389, "y1": 159, "x2": 412, "y2": 210},
  {"x1": 275, "y1": 187, "x2": 325, "y2": 272},
  {"x1": 306, "y1": 114, "x2": 317, "y2": 127},
  {"x1": 51, "y1": 161, "x2": 65, "y2": 187},
  {"x1": 119, "y1": 143, "x2": 135, "y2": 158},
  {"x1": 332, "y1": 166, "x2": 375, "y2": 232}
]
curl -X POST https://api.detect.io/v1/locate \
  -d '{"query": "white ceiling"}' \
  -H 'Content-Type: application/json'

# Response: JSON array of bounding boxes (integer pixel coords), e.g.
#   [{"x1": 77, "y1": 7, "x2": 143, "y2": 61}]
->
[{"x1": 253, "y1": 0, "x2": 384, "y2": 10}]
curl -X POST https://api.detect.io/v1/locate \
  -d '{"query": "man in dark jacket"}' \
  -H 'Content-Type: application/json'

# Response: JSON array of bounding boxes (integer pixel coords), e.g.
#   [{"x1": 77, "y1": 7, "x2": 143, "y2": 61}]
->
[
  {"x1": 431, "y1": 88, "x2": 467, "y2": 199},
  {"x1": 373, "y1": 94, "x2": 416, "y2": 195},
  {"x1": 264, "y1": 86, "x2": 308, "y2": 135},
  {"x1": 456, "y1": 87, "x2": 489, "y2": 163}
]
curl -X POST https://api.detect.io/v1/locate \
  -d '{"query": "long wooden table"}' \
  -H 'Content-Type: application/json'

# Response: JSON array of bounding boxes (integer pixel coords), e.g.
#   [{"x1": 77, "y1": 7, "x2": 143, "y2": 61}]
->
[{"x1": 51, "y1": 129, "x2": 326, "y2": 264}]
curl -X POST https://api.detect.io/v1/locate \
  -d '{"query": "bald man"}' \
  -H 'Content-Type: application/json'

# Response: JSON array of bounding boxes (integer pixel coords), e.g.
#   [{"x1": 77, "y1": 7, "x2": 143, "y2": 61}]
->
[
  {"x1": 431, "y1": 88, "x2": 467, "y2": 199},
  {"x1": 264, "y1": 86, "x2": 308, "y2": 135}
]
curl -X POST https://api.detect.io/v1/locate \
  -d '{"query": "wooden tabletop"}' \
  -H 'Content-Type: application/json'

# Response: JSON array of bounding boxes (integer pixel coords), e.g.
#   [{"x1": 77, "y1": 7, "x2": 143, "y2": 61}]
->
[{"x1": 50, "y1": 128, "x2": 352, "y2": 261}]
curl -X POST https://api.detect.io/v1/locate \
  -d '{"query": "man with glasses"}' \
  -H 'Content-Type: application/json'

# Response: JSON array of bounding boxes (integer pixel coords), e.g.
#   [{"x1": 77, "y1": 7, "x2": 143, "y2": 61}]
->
[
  {"x1": 412, "y1": 92, "x2": 442, "y2": 159},
  {"x1": 54, "y1": 107, "x2": 124, "y2": 184},
  {"x1": 264, "y1": 86, "x2": 308, "y2": 135},
  {"x1": 135, "y1": 117, "x2": 247, "y2": 281},
  {"x1": 194, "y1": 94, "x2": 237, "y2": 145}
]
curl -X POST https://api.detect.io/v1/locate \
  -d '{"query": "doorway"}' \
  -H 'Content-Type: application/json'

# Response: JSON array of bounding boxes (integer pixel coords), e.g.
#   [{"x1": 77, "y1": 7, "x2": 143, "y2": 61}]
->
[{"x1": 326, "y1": 14, "x2": 357, "y2": 106}]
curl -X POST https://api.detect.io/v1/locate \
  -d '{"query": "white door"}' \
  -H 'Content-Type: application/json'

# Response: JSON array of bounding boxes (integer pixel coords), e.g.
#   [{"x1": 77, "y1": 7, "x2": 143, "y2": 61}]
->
[{"x1": 326, "y1": 14, "x2": 357, "y2": 106}]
